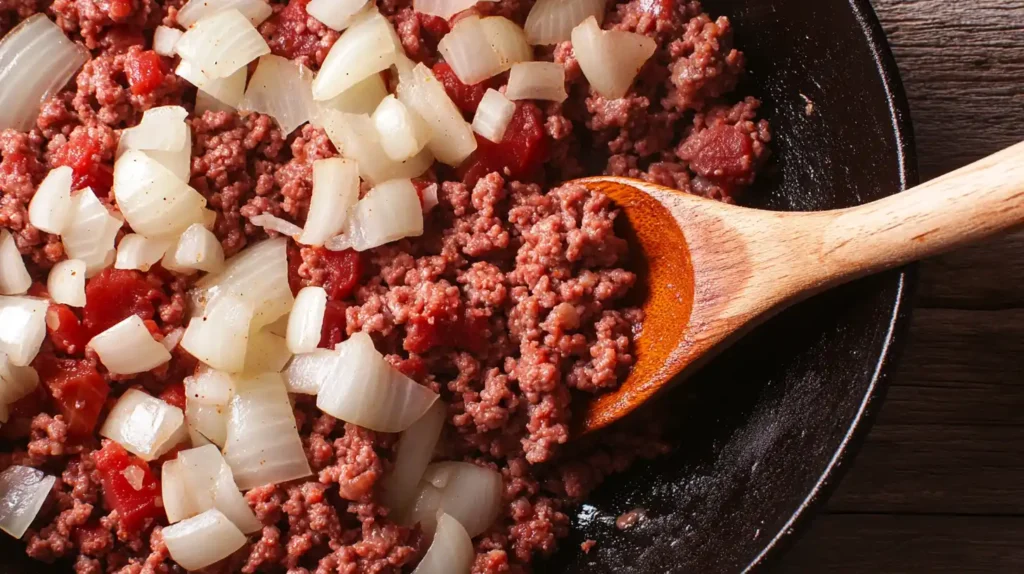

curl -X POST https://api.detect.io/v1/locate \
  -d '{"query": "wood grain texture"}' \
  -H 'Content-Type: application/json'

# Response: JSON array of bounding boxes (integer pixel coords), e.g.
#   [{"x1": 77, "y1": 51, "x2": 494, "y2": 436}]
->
[{"x1": 775, "y1": 0, "x2": 1024, "y2": 571}]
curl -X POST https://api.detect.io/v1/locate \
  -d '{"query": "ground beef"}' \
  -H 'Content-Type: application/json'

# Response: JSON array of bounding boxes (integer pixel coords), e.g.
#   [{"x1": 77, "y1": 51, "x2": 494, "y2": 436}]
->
[{"x1": 0, "y1": 0, "x2": 769, "y2": 572}]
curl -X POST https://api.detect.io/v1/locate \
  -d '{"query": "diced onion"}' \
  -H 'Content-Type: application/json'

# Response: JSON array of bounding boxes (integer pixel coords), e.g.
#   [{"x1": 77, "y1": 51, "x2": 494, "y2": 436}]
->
[
  {"x1": 185, "y1": 401, "x2": 229, "y2": 447},
  {"x1": 47, "y1": 259, "x2": 87, "y2": 307},
  {"x1": 194, "y1": 238, "x2": 294, "y2": 328},
  {"x1": 163, "y1": 509, "x2": 247, "y2": 571},
  {"x1": 0, "y1": 296, "x2": 48, "y2": 367},
  {"x1": 413, "y1": 0, "x2": 495, "y2": 20},
  {"x1": 167, "y1": 223, "x2": 225, "y2": 274},
  {"x1": 162, "y1": 327, "x2": 185, "y2": 352},
  {"x1": 195, "y1": 88, "x2": 235, "y2": 115},
  {"x1": 115, "y1": 234, "x2": 173, "y2": 272},
  {"x1": 0, "y1": 352, "x2": 39, "y2": 418},
  {"x1": 153, "y1": 26, "x2": 183, "y2": 56},
  {"x1": 525, "y1": 0, "x2": 606, "y2": 45},
  {"x1": 185, "y1": 366, "x2": 235, "y2": 406},
  {"x1": 62, "y1": 188, "x2": 123, "y2": 277},
  {"x1": 571, "y1": 16, "x2": 656, "y2": 99},
  {"x1": 316, "y1": 332, "x2": 438, "y2": 432},
  {"x1": 177, "y1": 444, "x2": 261, "y2": 532},
  {"x1": 223, "y1": 372, "x2": 312, "y2": 489},
  {"x1": 396, "y1": 64, "x2": 477, "y2": 166},
  {"x1": 479, "y1": 17, "x2": 532, "y2": 71},
  {"x1": 0, "y1": 231, "x2": 30, "y2": 296},
  {"x1": 0, "y1": 466, "x2": 56, "y2": 538},
  {"x1": 145, "y1": 129, "x2": 192, "y2": 182},
  {"x1": 100, "y1": 388, "x2": 186, "y2": 460},
  {"x1": 177, "y1": 0, "x2": 273, "y2": 28},
  {"x1": 438, "y1": 16, "x2": 502, "y2": 85},
  {"x1": 244, "y1": 329, "x2": 293, "y2": 373},
  {"x1": 506, "y1": 61, "x2": 567, "y2": 102},
  {"x1": 314, "y1": 73, "x2": 388, "y2": 120},
  {"x1": 399, "y1": 481, "x2": 443, "y2": 534},
  {"x1": 28, "y1": 166, "x2": 73, "y2": 234},
  {"x1": 240, "y1": 55, "x2": 318, "y2": 136},
  {"x1": 313, "y1": 10, "x2": 398, "y2": 101},
  {"x1": 177, "y1": 61, "x2": 246, "y2": 108},
  {"x1": 372, "y1": 95, "x2": 431, "y2": 162},
  {"x1": 88, "y1": 316, "x2": 172, "y2": 375},
  {"x1": 161, "y1": 459, "x2": 198, "y2": 524},
  {"x1": 298, "y1": 158, "x2": 359, "y2": 246},
  {"x1": 182, "y1": 293, "x2": 253, "y2": 373},
  {"x1": 380, "y1": 400, "x2": 445, "y2": 510},
  {"x1": 113, "y1": 150, "x2": 206, "y2": 239},
  {"x1": 471, "y1": 88, "x2": 515, "y2": 143},
  {"x1": 421, "y1": 461, "x2": 503, "y2": 537},
  {"x1": 320, "y1": 111, "x2": 434, "y2": 184},
  {"x1": 421, "y1": 183, "x2": 439, "y2": 213},
  {"x1": 0, "y1": 15, "x2": 88, "y2": 131},
  {"x1": 117, "y1": 106, "x2": 189, "y2": 157},
  {"x1": 306, "y1": 0, "x2": 368, "y2": 31},
  {"x1": 286, "y1": 286, "x2": 326, "y2": 354},
  {"x1": 411, "y1": 513, "x2": 474, "y2": 574},
  {"x1": 250, "y1": 213, "x2": 302, "y2": 238},
  {"x1": 281, "y1": 349, "x2": 333, "y2": 395},
  {"x1": 175, "y1": 9, "x2": 270, "y2": 79},
  {"x1": 337, "y1": 179, "x2": 424, "y2": 252}
]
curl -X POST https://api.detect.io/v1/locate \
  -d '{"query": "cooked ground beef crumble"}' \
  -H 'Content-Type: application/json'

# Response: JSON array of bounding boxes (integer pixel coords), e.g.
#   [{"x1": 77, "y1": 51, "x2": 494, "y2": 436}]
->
[{"x1": 0, "y1": 0, "x2": 770, "y2": 572}]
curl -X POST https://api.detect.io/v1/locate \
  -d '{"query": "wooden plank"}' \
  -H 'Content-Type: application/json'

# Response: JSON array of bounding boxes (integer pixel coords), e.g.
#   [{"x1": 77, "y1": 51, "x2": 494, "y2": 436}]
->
[
  {"x1": 776, "y1": 514, "x2": 1024, "y2": 573},
  {"x1": 915, "y1": 231, "x2": 1024, "y2": 310}
]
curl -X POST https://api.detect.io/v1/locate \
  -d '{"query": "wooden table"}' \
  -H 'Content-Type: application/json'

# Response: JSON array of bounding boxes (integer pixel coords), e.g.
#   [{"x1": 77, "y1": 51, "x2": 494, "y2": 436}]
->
[{"x1": 775, "y1": 0, "x2": 1024, "y2": 571}]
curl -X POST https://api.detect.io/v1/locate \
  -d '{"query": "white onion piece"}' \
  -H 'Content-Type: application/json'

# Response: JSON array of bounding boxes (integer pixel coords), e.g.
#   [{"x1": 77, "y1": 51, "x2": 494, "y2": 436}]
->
[
  {"x1": 471, "y1": 88, "x2": 515, "y2": 143},
  {"x1": 0, "y1": 466, "x2": 56, "y2": 538},
  {"x1": 115, "y1": 234, "x2": 173, "y2": 272},
  {"x1": 185, "y1": 401, "x2": 229, "y2": 447},
  {"x1": 162, "y1": 327, "x2": 185, "y2": 352},
  {"x1": 306, "y1": 0, "x2": 368, "y2": 31},
  {"x1": 571, "y1": 16, "x2": 656, "y2": 99},
  {"x1": 413, "y1": 0, "x2": 495, "y2": 20},
  {"x1": 0, "y1": 297, "x2": 48, "y2": 367},
  {"x1": 244, "y1": 329, "x2": 293, "y2": 373},
  {"x1": 320, "y1": 111, "x2": 434, "y2": 185},
  {"x1": 195, "y1": 88, "x2": 235, "y2": 115},
  {"x1": 422, "y1": 461, "x2": 503, "y2": 537},
  {"x1": 0, "y1": 231, "x2": 30, "y2": 296},
  {"x1": 438, "y1": 16, "x2": 502, "y2": 86},
  {"x1": 0, "y1": 15, "x2": 88, "y2": 131},
  {"x1": 153, "y1": 26, "x2": 183, "y2": 56},
  {"x1": 525, "y1": 0, "x2": 605, "y2": 45},
  {"x1": 380, "y1": 400, "x2": 445, "y2": 510},
  {"x1": 316, "y1": 332, "x2": 437, "y2": 432},
  {"x1": 287, "y1": 287, "x2": 326, "y2": 354},
  {"x1": 160, "y1": 237, "x2": 197, "y2": 276},
  {"x1": 178, "y1": 61, "x2": 246, "y2": 109},
  {"x1": 0, "y1": 352, "x2": 39, "y2": 416},
  {"x1": 168, "y1": 223, "x2": 225, "y2": 274},
  {"x1": 188, "y1": 422, "x2": 213, "y2": 447},
  {"x1": 28, "y1": 166, "x2": 73, "y2": 234},
  {"x1": 240, "y1": 55, "x2": 318, "y2": 136},
  {"x1": 298, "y1": 158, "x2": 359, "y2": 246},
  {"x1": 479, "y1": 17, "x2": 532, "y2": 71},
  {"x1": 163, "y1": 509, "x2": 247, "y2": 571},
  {"x1": 314, "y1": 73, "x2": 388, "y2": 121},
  {"x1": 185, "y1": 366, "x2": 235, "y2": 406},
  {"x1": 339, "y1": 179, "x2": 424, "y2": 252},
  {"x1": 113, "y1": 150, "x2": 206, "y2": 238},
  {"x1": 411, "y1": 514, "x2": 474, "y2": 574},
  {"x1": 250, "y1": 213, "x2": 302, "y2": 238},
  {"x1": 162, "y1": 459, "x2": 199, "y2": 524},
  {"x1": 88, "y1": 316, "x2": 172, "y2": 375},
  {"x1": 117, "y1": 106, "x2": 189, "y2": 156},
  {"x1": 175, "y1": 9, "x2": 270, "y2": 79},
  {"x1": 143, "y1": 128, "x2": 192, "y2": 182},
  {"x1": 313, "y1": 11, "x2": 398, "y2": 101},
  {"x1": 372, "y1": 95, "x2": 431, "y2": 162},
  {"x1": 281, "y1": 350, "x2": 333, "y2": 395},
  {"x1": 195, "y1": 238, "x2": 294, "y2": 328},
  {"x1": 47, "y1": 259, "x2": 87, "y2": 307},
  {"x1": 182, "y1": 293, "x2": 253, "y2": 373},
  {"x1": 62, "y1": 188, "x2": 123, "y2": 277},
  {"x1": 399, "y1": 481, "x2": 443, "y2": 533},
  {"x1": 396, "y1": 64, "x2": 477, "y2": 166},
  {"x1": 177, "y1": 0, "x2": 273, "y2": 27},
  {"x1": 506, "y1": 61, "x2": 567, "y2": 102},
  {"x1": 100, "y1": 389, "x2": 185, "y2": 460},
  {"x1": 223, "y1": 372, "x2": 312, "y2": 490},
  {"x1": 177, "y1": 444, "x2": 260, "y2": 533},
  {"x1": 421, "y1": 183, "x2": 439, "y2": 213}
]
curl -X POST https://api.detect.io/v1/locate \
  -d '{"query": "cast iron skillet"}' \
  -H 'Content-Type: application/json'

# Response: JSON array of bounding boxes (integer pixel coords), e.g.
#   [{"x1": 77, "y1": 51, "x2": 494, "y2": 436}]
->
[{"x1": 0, "y1": 0, "x2": 915, "y2": 572}]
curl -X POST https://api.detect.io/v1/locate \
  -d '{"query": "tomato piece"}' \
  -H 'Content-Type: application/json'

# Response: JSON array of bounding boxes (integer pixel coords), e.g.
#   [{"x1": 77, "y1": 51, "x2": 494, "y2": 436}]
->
[
  {"x1": 680, "y1": 124, "x2": 754, "y2": 182},
  {"x1": 418, "y1": 13, "x2": 450, "y2": 42},
  {"x1": 55, "y1": 129, "x2": 114, "y2": 197},
  {"x1": 265, "y1": 0, "x2": 322, "y2": 60},
  {"x1": 431, "y1": 62, "x2": 488, "y2": 116},
  {"x1": 106, "y1": 0, "x2": 133, "y2": 20},
  {"x1": 35, "y1": 357, "x2": 110, "y2": 437},
  {"x1": 125, "y1": 50, "x2": 166, "y2": 96},
  {"x1": 82, "y1": 269, "x2": 158, "y2": 339},
  {"x1": 639, "y1": 0, "x2": 674, "y2": 18},
  {"x1": 463, "y1": 102, "x2": 548, "y2": 186},
  {"x1": 404, "y1": 312, "x2": 487, "y2": 354},
  {"x1": 46, "y1": 304, "x2": 89, "y2": 355},
  {"x1": 287, "y1": 242, "x2": 304, "y2": 296},
  {"x1": 158, "y1": 382, "x2": 186, "y2": 410},
  {"x1": 318, "y1": 300, "x2": 347, "y2": 349},
  {"x1": 318, "y1": 248, "x2": 363, "y2": 301},
  {"x1": 93, "y1": 441, "x2": 162, "y2": 534}
]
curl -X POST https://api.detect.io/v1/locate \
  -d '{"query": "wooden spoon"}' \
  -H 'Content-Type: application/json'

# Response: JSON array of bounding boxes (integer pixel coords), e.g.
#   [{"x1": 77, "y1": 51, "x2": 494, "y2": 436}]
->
[{"x1": 575, "y1": 140, "x2": 1024, "y2": 434}]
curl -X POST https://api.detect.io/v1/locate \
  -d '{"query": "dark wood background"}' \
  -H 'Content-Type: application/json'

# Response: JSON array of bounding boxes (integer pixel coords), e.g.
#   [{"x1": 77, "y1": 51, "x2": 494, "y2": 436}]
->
[{"x1": 774, "y1": 0, "x2": 1024, "y2": 571}]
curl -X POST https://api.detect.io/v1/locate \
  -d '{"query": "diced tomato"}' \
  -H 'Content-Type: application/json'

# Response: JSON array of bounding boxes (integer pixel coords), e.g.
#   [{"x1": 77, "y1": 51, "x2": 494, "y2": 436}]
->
[
  {"x1": 55, "y1": 130, "x2": 114, "y2": 197},
  {"x1": 125, "y1": 50, "x2": 166, "y2": 96},
  {"x1": 93, "y1": 441, "x2": 162, "y2": 534},
  {"x1": 461, "y1": 102, "x2": 548, "y2": 186},
  {"x1": 106, "y1": 0, "x2": 134, "y2": 20},
  {"x1": 46, "y1": 304, "x2": 89, "y2": 356},
  {"x1": 404, "y1": 312, "x2": 488, "y2": 355},
  {"x1": 27, "y1": 282, "x2": 49, "y2": 298},
  {"x1": 419, "y1": 13, "x2": 450, "y2": 45},
  {"x1": 682, "y1": 124, "x2": 754, "y2": 182},
  {"x1": 318, "y1": 248, "x2": 363, "y2": 301},
  {"x1": 158, "y1": 382, "x2": 186, "y2": 410},
  {"x1": 639, "y1": 0, "x2": 674, "y2": 18},
  {"x1": 391, "y1": 356, "x2": 427, "y2": 382},
  {"x1": 35, "y1": 356, "x2": 110, "y2": 437},
  {"x1": 318, "y1": 300, "x2": 347, "y2": 349},
  {"x1": 266, "y1": 0, "x2": 322, "y2": 60},
  {"x1": 431, "y1": 62, "x2": 488, "y2": 116},
  {"x1": 82, "y1": 269, "x2": 158, "y2": 339},
  {"x1": 287, "y1": 242, "x2": 304, "y2": 296}
]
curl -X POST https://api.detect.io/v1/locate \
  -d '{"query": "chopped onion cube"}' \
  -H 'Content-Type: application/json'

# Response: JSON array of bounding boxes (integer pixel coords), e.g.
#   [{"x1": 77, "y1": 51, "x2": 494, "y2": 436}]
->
[
  {"x1": 298, "y1": 158, "x2": 359, "y2": 246},
  {"x1": 525, "y1": 0, "x2": 606, "y2": 45},
  {"x1": 250, "y1": 213, "x2": 302, "y2": 238},
  {"x1": 313, "y1": 10, "x2": 398, "y2": 101},
  {"x1": 115, "y1": 234, "x2": 173, "y2": 272},
  {"x1": 438, "y1": 16, "x2": 502, "y2": 85},
  {"x1": 372, "y1": 95, "x2": 431, "y2": 162},
  {"x1": 306, "y1": 0, "x2": 368, "y2": 31},
  {"x1": 175, "y1": 9, "x2": 270, "y2": 79},
  {"x1": 471, "y1": 89, "x2": 515, "y2": 143},
  {"x1": 177, "y1": 444, "x2": 260, "y2": 533},
  {"x1": 0, "y1": 466, "x2": 56, "y2": 538},
  {"x1": 281, "y1": 350, "x2": 334, "y2": 395},
  {"x1": 240, "y1": 55, "x2": 318, "y2": 136},
  {"x1": 0, "y1": 296, "x2": 48, "y2": 367},
  {"x1": 117, "y1": 106, "x2": 189, "y2": 156},
  {"x1": 162, "y1": 327, "x2": 185, "y2": 352},
  {"x1": 153, "y1": 26, "x2": 183, "y2": 56},
  {"x1": 420, "y1": 461, "x2": 503, "y2": 537},
  {"x1": 411, "y1": 513, "x2": 474, "y2": 574},
  {"x1": 317, "y1": 332, "x2": 438, "y2": 432},
  {"x1": 162, "y1": 459, "x2": 198, "y2": 524},
  {"x1": 0, "y1": 352, "x2": 39, "y2": 417},
  {"x1": 163, "y1": 509, "x2": 247, "y2": 571},
  {"x1": 113, "y1": 150, "x2": 207, "y2": 239},
  {"x1": 339, "y1": 179, "x2": 424, "y2": 252},
  {"x1": 176, "y1": 0, "x2": 273, "y2": 28},
  {"x1": 571, "y1": 16, "x2": 656, "y2": 99},
  {"x1": 506, "y1": 61, "x2": 567, "y2": 102},
  {"x1": 413, "y1": 0, "x2": 496, "y2": 20},
  {"x1": 177, "y1": 60, "x2": 246, "y2": 108},
  {"x1": 167, "y1": 223, "x2": 225, "y2": 274},
  {"x1": 479, "y1": 16, "x2": 532, "y2": 71},
  {"x1": 185, "y1": 366, "x2": 235, "y2": 406},
  {"x1": 194, "y1": 238, "x2": 294, "y2": 328},
  {"x1": 244, "y1": 329, "x2": 293, "y2": 373},
  {"x1": 63, "y1": 188, "x2": 123, "y2": 277},
  {"x1": 314, "y1": 73, "x2": 388, "y2": 120},
  {"x1": 182, "y1": 293, "x2": 253, "y2": 373},
  {"x1": 396, "y1": 64, "x2": 477, "y2": 166},
  {"x1": 185, "y1": 401, "x2": 229, "y2": 447},
  {"x1": 287, "y1": 286, "x2": 326, "y2": 354},
  {"x1": 28, "y1": 166, "x2": 73, "y2": 234},
  {"x1": 223, "y1": 372, "x2": 312, "y2": 489},
  {"x1": 47, "y1": 259, "x2": 87, "y2": 307},
  {"x1": 381, "y1": 400, "x2": 446, "y2": 510},
  {"x1": 0, "y1": 231, "x2": 30, "y2": 296},
  {"x1": 320, "y1": 111, "x2": 434, "y2": 184},
  {"x1": 100, "y1": 388, "x2": 186, "y2": 460},
  {"x1": 88, "y1": 316, "x2": 172, "y2": 375},
  {"x1": 398, "y1": 481, "x2": 443, "y2": 534}
]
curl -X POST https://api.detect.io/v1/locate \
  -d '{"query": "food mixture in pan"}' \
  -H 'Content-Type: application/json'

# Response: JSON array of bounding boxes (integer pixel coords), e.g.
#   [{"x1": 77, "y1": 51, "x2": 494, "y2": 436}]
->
[{"x1": 0, "y1": 0, "x2": 769, "y2": 571}]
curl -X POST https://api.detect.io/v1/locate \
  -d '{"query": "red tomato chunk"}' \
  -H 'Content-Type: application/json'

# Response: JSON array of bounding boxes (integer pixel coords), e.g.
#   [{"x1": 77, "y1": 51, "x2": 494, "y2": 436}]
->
[
  {"x1": 125, "y1": 50, "x2": 166, "y2": 96},
  {"x1": 94, "y1": 441, "x2": 162, "y2": 534},
  {"x1": 318, "y1": 300, "x2": 347, "y2": 349},
  {"x1": 46, "y1": 304, "x2": 89, "y2": 356},
  {"x1": 462, "y1": 102, "x2": 548, "y2": 186},
  {"x1": 35, "y1": 356, "x2": 110, "y2": 437},
  {"x1": 683, "y1": 124, "x2": 754, "y2": 181},
  {"x1": 432, "y1": 62, "x2": 488, "y2": 116},
  {"x1": 55, "y1": 129, "x2": 114, "y2": 196},
  {"x1": 82, "y1": 269, "x2": 158, "y2": 338},
  {"x1": 318, "y1": 248, "x2": 363, "y2": 301}
]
